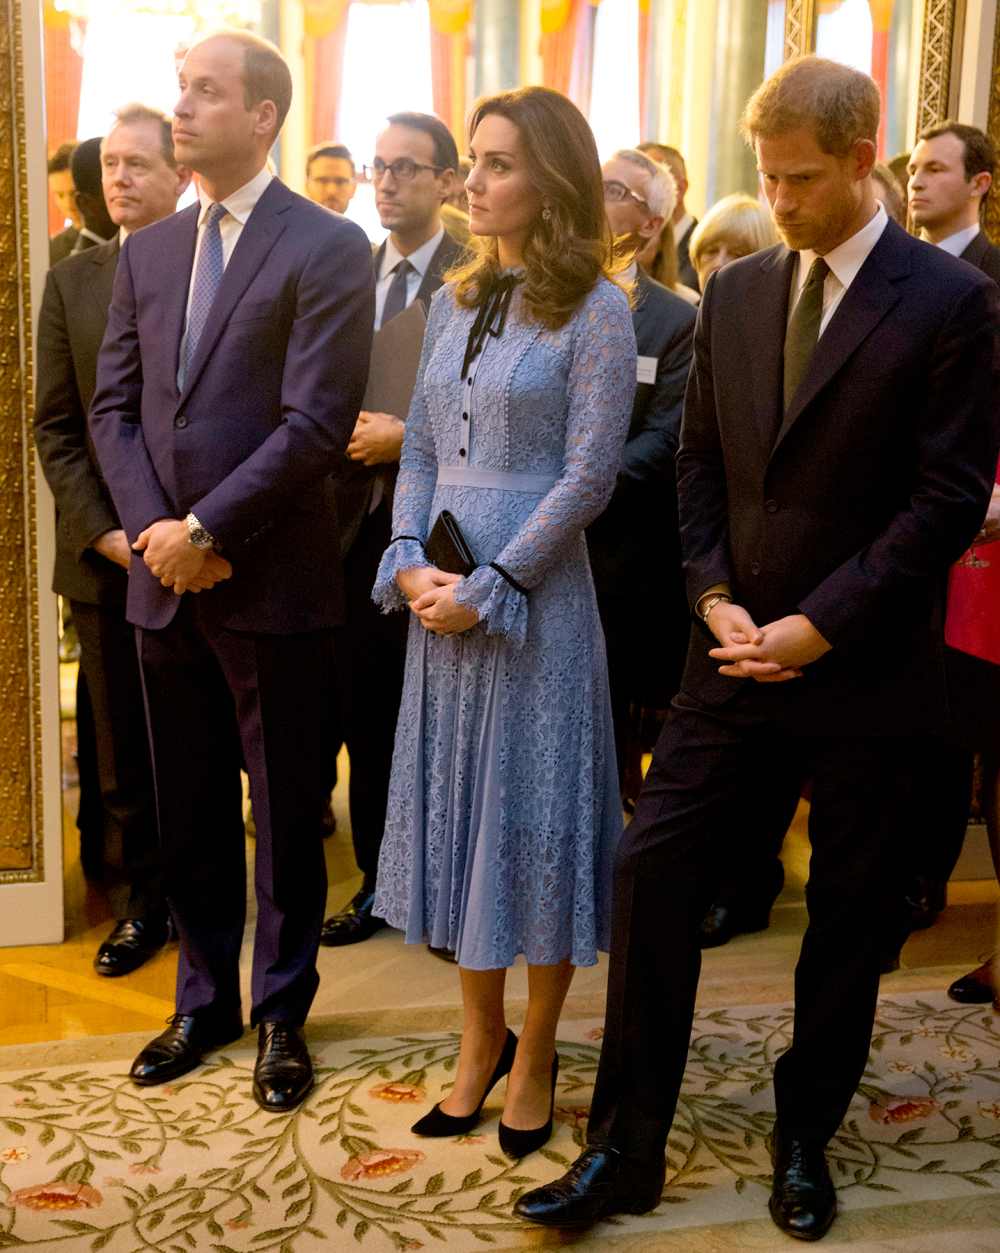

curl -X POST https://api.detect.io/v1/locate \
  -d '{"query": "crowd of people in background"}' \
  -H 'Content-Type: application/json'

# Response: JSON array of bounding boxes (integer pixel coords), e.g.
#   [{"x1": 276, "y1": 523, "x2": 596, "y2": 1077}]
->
[{"x1": 35, "y1": 30, "x2": 1000, "y2": 1241}]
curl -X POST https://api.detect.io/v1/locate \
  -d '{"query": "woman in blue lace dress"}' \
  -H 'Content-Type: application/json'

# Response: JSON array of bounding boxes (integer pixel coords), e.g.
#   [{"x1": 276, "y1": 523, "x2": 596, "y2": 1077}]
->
[{"x1": 373, "y1": 87, "x2": 636, "y2": 1157}]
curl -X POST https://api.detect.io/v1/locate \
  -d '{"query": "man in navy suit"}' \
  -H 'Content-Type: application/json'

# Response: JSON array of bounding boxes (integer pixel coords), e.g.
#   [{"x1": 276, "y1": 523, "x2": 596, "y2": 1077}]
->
[
  {"x1": 517, "y1": 57, "x2": 1000, "y2": 1240},
  {"x1": 90, "y1": 30, "x2": 374, "y2": 1110}
]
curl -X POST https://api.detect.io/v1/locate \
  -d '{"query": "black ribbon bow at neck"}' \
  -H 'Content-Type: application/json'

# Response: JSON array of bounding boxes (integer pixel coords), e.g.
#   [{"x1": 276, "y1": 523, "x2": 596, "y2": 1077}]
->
[{"x1": 461, "y1": 271, "x2": 521, "y2": 381}]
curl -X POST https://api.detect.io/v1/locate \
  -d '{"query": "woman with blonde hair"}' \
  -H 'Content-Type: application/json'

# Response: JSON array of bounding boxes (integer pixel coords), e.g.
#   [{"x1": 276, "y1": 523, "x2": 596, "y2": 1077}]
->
[
  {"x1": 373, "y1": 86, "x2": 635, "y2": 1158},
  {"x1": 688, "y1": 192, "x2": 778, "y2": 291}
]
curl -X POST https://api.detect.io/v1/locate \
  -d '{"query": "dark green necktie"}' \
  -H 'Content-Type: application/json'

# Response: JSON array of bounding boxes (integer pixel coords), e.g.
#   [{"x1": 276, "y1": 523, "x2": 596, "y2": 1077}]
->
[{"x1": 783, "y1": 256, "x2": 830, "y2": 411}]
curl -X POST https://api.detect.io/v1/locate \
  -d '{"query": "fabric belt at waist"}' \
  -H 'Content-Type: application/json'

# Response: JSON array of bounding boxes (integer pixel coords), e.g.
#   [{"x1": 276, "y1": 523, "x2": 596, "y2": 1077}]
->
[{"x1": 436, "y1": 466, "x2": 558, "y2": 493}]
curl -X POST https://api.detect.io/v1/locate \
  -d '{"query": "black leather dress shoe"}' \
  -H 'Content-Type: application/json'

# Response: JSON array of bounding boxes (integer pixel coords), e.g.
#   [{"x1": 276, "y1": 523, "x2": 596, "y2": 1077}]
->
[
  {"x1": 94, "y1": 918, "x2": 169, "y2": 977},
  {"x1": 253, "y1": 1022, "x2": 314, "y2": 1112},
  {"x1": 699, "y1": 902, "x2": 773, "y2": 949},
  {"x1": 905, "y1": 877, "x2": 946, "y2": 931},
  {"x1": 768, "y1": 1131, "x2": 836, "y2": 1241},
  {"x1": 130, "y1": 1011, "x2": 244, "y2": 1086},
  {"x1": 514, "y1": 1146, "x2": 664, "y2": 1228},
  {"x1": 320, "y1": 887, "x2": 387, "y2": 946},
  {"x1": 948, "y1": 958, "x2": 996, "y2": 1004}
]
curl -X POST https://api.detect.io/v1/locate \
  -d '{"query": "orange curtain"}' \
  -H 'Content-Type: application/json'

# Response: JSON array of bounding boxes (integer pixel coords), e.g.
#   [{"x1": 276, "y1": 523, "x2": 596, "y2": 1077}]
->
[
  {"x1": 540, "y1": 0, "x2": 578, "y2": 95},
  {"x1": 638, "y1": 0, "x2": 651, "y2": 138},
  {"x1": 307, "y1": 17, "x2": 351, "y2": 145},
  {"x1": 429, "y1": 1, "x2": 471, "y2": 148},
  {"x1": 43, "y1": 8, "x2": 85, "y2": 235},
  {"x1": 869, "y1": 0, "x2": 894, "y2": 158}
]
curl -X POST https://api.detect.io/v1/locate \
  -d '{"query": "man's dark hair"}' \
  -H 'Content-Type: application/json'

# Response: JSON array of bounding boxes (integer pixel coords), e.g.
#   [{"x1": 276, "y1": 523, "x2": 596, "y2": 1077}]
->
[
  {"x1": 307, "y1": 142, "x2": 354, "y2": 175},
  {"x1": 919, "y1": 120, "x2": 997, "y2": 182},
  {"x1": 111, "y1": 103, "x2": 176, "y2": 167},
  {"x1": 47, "y1": 141, "x2": 76, "y2": 176},
  {"x1": 386, "y1": 111, "x2": 459, "y2": 172},
  {"x1": 70, "y1": 137, "x2": 105, "y2": 199}
]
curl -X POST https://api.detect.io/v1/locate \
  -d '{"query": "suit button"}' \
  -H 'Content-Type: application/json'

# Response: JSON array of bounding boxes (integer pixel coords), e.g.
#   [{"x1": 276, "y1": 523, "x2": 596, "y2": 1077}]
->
[
  {"x1": 765, "y1": 499, "x2": 779, "y2": 513},
  {"x1": 174, "y1": 415, "x2": 188, "y2": 429},
  {"x1": 459, "y1": 448, "x2": 467, "y2": 457},
  {"x1": 462, "y1": 412, "x2": 469, "y2": 421},
  {"x1": 751, "y1": 561, "x2": 761, "y2": 575}
]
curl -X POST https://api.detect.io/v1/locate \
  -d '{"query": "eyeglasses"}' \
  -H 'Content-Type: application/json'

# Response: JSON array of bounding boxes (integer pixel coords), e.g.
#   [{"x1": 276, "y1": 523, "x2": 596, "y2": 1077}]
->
[
  {"x1": 603, "y1": 180, "x2": 650, "y2": 210},
  {"x1": 364, "y1": 158, "x2": 444, "y2": 183}
]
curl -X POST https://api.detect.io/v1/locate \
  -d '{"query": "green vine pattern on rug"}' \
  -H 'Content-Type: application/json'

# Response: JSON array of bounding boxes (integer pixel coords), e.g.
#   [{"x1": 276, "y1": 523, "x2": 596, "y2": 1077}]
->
[{"x1": 0, "y1": 997, "x2": 998, "y2": 1250}]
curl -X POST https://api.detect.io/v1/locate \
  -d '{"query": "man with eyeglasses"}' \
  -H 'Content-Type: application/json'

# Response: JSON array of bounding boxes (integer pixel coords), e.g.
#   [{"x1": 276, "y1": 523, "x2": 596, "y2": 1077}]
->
[
  {"x1": 322, "y1": 111, "x2": 464, "y2": 949},
  {"x1": 305, "y1": 142, "x2": 357, "y2": 215},
  {"x1": 587, "y1": 150, "x2": 695, "y2": 807}
]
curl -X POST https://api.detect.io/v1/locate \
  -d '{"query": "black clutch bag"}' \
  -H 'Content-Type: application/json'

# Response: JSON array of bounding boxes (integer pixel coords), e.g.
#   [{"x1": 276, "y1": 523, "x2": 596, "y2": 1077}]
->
[{"x1": 425, "y1": 510, "x2": 476, "y2": 576}]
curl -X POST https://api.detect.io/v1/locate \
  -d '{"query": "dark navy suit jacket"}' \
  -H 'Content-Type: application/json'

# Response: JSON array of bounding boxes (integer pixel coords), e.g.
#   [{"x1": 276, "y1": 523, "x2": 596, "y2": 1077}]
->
[
  {"x1": 90, "y1": 179, "x2": 375, "y2": 634},
  {"x1": 677, "y1": 218, "x2": 1000, "y2": 734}
]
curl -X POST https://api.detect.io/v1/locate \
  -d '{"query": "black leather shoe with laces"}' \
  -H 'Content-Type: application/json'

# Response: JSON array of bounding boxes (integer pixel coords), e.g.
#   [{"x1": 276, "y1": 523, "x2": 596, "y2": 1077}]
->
[
  {"x1": 320, "y1": 887, "x2": 387, "y2": 946},
  {"x1": 94, "y1": 917, "x2": 169, "y2": 977},
  {"x1": 767, "y1": 1130, "x2": 837, "y2": 1241},
  {"x1": 514, "y1": 1146, "x2": 664, "y2": 1228},
  {"x1": 253, "y1": 1022, "x2": 314, "y2": 1111},
  {"x1": 130, "y1": 1011, "x2": 244, "y2": 1086}
]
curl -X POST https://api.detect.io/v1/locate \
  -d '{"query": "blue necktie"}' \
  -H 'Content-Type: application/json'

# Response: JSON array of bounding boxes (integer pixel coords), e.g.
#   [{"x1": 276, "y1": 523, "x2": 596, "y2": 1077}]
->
[{"x1": 182, "y1": 202, "x2": 228, "y2": 386}]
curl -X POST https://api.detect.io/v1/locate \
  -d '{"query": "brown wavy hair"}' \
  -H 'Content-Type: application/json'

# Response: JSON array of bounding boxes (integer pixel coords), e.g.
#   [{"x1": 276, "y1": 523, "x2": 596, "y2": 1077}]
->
[{"x1": 447, "y1": 86, "x2": 625, "y2": 330}]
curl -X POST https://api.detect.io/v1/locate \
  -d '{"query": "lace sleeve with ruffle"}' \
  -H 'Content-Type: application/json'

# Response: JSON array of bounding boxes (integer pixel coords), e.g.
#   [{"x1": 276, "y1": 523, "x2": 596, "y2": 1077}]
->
[
  {"x1": 372, "y1": 290, "x2": 448, "y2": 612},
  {"x1": 454, "y1": 282, "x2": 636, "y2": 645}
]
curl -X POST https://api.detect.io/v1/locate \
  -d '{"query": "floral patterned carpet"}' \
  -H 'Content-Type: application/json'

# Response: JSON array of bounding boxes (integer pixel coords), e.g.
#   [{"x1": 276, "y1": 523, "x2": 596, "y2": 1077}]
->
[{"x1": 1, "y1": 993, "x2": 999, "y2": 1252}]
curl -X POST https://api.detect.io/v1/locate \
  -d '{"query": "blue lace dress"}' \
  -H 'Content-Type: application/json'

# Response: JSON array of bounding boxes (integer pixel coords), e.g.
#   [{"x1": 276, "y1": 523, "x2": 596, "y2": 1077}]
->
[{"x1": 372, "y1": 277, "x2": 636, "y2": 970}]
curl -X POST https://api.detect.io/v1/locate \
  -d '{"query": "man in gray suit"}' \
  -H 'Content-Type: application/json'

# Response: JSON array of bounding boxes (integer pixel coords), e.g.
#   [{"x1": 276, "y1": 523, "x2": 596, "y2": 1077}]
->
[
  {"x1": 321, "y1": 111, "x2": 464, "y2": 947},
  {"x1": 35, "y1": 105, "x2": 191, "y2": 976}
]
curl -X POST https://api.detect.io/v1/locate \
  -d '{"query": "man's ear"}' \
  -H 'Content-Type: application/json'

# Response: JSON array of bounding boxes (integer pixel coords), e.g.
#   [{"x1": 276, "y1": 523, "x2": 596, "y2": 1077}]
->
[
  {"x1": 638, "y1": 212, "x2": 665, "y2": 243},
  {"x1": 970, "y1": 170, "x2": 992, "y2": 202},
  {"x1": 175, "y1": 165, "x2": 194, "y2": 198},
  {"x1": 852, "y1": 137, "x2": 877, "y2": 182},
  {"x1": 437, "y1": 167, "x2": 456, "y2": 204}
]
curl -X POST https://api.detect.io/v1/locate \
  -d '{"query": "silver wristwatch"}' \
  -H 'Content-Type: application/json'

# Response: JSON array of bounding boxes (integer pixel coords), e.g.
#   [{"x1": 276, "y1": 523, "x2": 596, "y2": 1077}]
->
[{"x1": 185, "y1": 512, "x2": 216, "y2": 551}]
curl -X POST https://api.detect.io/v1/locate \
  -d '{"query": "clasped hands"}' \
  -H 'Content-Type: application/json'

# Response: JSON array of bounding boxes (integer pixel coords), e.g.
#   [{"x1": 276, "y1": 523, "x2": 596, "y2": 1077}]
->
[
  {"x1": 347, "y1": 411, "x2": 404, "y2": 466},
  {"x1": 132, "y1": 519, "x2": 232, "y2": 596},
  {"x1": 706, "y1": 602, "x2": 831, "y2": 682},
  {"x1": 397, "y1": 566, "x2": 479, "y2": 636}
]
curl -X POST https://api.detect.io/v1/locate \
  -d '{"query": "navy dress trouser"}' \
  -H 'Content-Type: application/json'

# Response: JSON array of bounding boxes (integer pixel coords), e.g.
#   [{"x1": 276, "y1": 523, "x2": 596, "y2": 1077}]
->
[
  {"x1": 136, "y1": 597, "x2": 334, "y2": 1027},
  {"x1": 587, "y1": 693, "x2": 914, "y2": 1161}
]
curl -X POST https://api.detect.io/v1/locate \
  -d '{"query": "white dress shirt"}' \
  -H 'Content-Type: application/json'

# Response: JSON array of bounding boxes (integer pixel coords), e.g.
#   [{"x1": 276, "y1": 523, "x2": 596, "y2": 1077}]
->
[
  {"x1": 672, "y1": 212, "x2": 694, "y2": 245},
  {"x1": 933, "y1": 224, "x2": 981, "y2": 259},
  {"x1": 178, "y1": 165, "x2": 274, "y2": 377},
  {"x1": 374, "y1": 226, "x2": 445, "y2": 329},
  {"x1": 789, "y1": 202, "x2": 888, "y2": 337}
]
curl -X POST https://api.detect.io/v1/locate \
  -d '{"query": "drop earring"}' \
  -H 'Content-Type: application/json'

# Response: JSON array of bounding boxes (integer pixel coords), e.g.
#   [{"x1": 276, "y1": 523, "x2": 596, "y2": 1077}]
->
[{"x1": 541, "y1": 205, "x2": 552, "y2": 222}]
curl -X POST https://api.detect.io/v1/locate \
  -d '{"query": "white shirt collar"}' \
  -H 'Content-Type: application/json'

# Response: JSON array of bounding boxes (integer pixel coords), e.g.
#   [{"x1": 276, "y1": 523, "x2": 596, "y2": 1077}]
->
[
  {"x1": 796, "y1": 201, "x2": 888, "y2": 295},
  {"x1": 380, "y1": 225, "x2": 445, "y2": 282},
  {"x1": 197, "y1": 165, "x2": 274, "y2": 227},
  {"x1": 672, "y1": 212, "x2": 694, "y2": 244},
  {"x1": 933, "y1": 224, "x2": 981, "y2": 259}
]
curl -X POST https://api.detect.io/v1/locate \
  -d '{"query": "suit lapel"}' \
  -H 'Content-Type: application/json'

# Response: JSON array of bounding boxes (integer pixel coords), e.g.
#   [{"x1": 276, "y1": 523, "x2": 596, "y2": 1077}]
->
[
  {"x1": 86, "y1": 238, "x2": 121, "y2": 322},
  {"x1": 415, "y1": 233, "x2": 459, "y2": 308},
  {"x1": 749, "y1": 247, "x2": 796, "y2": 455},
  {"x1": 177, "y1": 180, "x2": 290, "y2": 408},
  {"x1": 771, "y1": 224, "x2": 908, "y2": 457},
  {"x1": 159, "y1": 206, "x2": 200, "y2": 395}
]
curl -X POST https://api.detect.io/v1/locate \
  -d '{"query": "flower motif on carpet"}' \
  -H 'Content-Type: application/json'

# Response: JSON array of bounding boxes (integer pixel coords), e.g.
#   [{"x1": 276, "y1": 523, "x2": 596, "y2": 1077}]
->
[{"x1": 0, "y1": 996, "x2": 997, "y2": 1250}]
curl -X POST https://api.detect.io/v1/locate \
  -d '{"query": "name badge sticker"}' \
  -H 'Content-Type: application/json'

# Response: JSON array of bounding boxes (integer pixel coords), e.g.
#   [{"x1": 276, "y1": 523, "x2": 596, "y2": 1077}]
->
[{"x1": 637, "y1": 355, "x2": 658, "y2": 385}]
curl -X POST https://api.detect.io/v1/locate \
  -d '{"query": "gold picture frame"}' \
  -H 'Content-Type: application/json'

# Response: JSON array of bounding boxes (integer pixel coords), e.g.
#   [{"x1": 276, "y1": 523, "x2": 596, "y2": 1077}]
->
[{"x1": 0, "y1": 0, "x2": 45, "y2": 884}]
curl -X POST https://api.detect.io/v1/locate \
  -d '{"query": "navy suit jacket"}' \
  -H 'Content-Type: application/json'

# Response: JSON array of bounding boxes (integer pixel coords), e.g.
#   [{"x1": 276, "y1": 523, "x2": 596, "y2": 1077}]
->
[
  {"x1": 90, "y1": 179, "x2": 375, "y2": 634},
  {"x1": 677, "y1": 218, "x2": 1000, "y2": 734}
]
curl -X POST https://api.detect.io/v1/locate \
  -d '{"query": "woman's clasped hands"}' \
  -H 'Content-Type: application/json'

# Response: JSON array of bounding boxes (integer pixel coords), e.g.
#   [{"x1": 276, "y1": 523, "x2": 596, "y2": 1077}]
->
[{"x1": 397, "y1": 566, "x2": 480, "y2": 636}]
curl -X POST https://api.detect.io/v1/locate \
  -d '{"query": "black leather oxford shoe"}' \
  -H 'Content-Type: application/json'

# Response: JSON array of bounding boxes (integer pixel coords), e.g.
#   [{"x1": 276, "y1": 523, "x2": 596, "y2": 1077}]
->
[
  {"x1": 94, "y1": 917, "x2": 169, "y2": 977},
  {"x1": 130, "y1": 1011, "x2": 244, "y2": 1086},
  {"x1": 320, "y1": 887, "x2": 387, "y2": 946},
  {"x1": 947, "y1": 958, "x2": 995, "y2": 1004},
  {"x1": 514, "y1": 1146, "x2": 664, "y2": 1228},
  {"x1": 767, "y1": 1130, "x2": 837, "y2": 1241},
  {"x1": 252, "y1": 1022, "x2": 314, "y2": 1112}
]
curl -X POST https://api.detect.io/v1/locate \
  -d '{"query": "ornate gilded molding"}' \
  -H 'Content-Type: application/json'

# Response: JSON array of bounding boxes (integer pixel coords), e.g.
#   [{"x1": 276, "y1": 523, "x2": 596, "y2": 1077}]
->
[
  {"x1": 0, "y1": 0, "x2": 45, "y2": 881},
  {"x1": 915, "y1": 0, "x2": 961, "y2": 137},
  {"x1": 783, "y1": 0, "x2": 816, "y2": 60},
  {"x1": 985, "y1": 3, "x2": 1000, "y2": 244}
]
